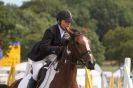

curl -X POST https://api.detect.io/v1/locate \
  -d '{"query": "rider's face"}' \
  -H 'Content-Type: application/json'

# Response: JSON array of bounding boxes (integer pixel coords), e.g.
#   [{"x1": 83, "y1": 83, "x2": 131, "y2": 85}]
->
[{"x1": 60, "y1": 20, "x2": 71, "y2": 30}]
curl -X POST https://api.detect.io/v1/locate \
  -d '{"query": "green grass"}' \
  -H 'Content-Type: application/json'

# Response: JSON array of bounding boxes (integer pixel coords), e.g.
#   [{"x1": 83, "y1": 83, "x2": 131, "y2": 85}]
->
[
  {"x1": 101, "y1": 60, "x2": 119, "y2": 72},
  {"x1": 101, "y1": 65, "x2": 119, "y2": 72}
]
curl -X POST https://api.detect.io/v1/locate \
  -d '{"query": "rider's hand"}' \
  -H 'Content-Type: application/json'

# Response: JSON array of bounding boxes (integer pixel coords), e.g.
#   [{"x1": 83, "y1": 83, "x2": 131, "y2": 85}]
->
[
  {"x1": 61, "y1": 32, "x2": 70, "y2": 46},
  {"x1": 55, "y1": 46, "x2": 64, "y2": 55}
]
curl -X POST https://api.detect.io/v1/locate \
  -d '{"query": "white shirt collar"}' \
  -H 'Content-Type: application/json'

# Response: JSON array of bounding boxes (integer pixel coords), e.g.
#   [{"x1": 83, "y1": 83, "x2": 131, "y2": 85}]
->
[{"x1": 58, "y1": 24, "x2": 65, "y2": 38}]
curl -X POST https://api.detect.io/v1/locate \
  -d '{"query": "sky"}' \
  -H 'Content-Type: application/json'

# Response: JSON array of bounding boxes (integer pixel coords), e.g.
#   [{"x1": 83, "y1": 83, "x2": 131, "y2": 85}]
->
[{"x1": 0, "y1": 0, "x2": 30, "y2": 6}]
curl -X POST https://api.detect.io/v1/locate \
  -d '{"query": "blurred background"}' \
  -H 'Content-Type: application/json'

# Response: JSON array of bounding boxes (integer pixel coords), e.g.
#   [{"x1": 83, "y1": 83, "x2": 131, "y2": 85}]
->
[{"x1": 0, "y1": 0, "x2": 132, "y2": 88}]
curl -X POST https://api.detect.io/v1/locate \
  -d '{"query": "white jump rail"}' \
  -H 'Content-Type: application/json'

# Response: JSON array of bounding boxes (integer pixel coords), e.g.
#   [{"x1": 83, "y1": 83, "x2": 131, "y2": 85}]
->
[{"x1": 124, "y1": 57, "x2": 133, "y2": 88}]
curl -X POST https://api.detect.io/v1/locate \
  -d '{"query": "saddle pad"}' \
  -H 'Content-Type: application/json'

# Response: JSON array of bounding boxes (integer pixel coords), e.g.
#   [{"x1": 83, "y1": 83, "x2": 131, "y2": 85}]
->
[{"x1": 39, "y1": 62, "x2": 58, "y2": 88}]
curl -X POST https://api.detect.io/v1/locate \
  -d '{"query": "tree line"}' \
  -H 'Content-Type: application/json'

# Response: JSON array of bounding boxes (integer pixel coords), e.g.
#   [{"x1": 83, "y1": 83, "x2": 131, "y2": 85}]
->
[{"x1": 0, "y1": 0, "x2": 133, "y2": 65}]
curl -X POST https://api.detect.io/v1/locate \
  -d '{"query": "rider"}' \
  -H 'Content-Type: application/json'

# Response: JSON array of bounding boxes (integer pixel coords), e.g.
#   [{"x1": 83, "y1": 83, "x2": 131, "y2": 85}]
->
[{"x1": 27, "y1": 10, "x2": 73, "y2": 88}]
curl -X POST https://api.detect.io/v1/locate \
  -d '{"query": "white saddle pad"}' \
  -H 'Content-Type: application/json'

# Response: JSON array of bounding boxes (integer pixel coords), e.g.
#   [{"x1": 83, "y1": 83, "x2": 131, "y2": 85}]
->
[{"x1": 18, "y1": 61, "x2": 58, "y2": 88}]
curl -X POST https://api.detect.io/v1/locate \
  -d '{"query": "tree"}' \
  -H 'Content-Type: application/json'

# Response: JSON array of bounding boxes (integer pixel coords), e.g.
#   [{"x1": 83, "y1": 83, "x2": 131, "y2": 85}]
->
[
  {"x1": 0, "y1": 4, "x2": 17, "y2": 52},
  {"x1": 87, "y1": 29, "x2": 105, "y2": 65},
  {"x1": 103, "y1": 27, "x2": 133, "y2": 64},
  {"x1": 89, "y1": 0, "x2": 133, "y2": 41}
]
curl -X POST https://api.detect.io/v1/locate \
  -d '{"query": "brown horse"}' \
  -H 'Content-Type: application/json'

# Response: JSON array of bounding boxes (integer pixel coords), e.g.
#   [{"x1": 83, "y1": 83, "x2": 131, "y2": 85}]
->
[{"x1": 9, "y1": 30, "x2": 96, "y2": 88}]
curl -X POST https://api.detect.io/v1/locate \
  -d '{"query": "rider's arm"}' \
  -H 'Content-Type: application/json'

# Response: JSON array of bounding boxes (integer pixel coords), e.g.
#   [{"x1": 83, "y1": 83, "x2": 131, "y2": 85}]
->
[{"x1": 39, "y1": 29, "x2": 63, "y2": 55}]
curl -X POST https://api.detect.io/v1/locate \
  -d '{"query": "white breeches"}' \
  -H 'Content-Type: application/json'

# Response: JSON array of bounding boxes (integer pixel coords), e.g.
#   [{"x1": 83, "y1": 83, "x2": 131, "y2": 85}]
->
[{"x1": 31, "y1": 54, "x2": 57, "y2": 80}]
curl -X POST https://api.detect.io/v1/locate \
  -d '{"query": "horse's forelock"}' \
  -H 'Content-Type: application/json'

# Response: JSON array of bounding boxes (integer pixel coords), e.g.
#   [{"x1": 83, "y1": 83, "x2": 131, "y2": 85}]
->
[{"x1": 70, "y1": 32, "x2": 83, "y2": 40}]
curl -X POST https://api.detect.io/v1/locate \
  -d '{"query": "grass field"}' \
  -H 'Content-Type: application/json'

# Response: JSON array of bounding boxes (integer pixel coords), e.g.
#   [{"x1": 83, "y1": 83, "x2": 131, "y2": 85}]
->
[{"x1": 101, "y1": 60, "x2": 119, "y2": 72}]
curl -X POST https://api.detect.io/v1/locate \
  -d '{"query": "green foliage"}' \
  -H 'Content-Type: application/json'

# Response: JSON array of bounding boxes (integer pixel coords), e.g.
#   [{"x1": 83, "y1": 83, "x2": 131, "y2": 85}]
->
[
  {"x1": 0, "y1": 4, "x2": 18, "y2": 52},
  {"x1": 89, "y1": 0, "x2": 118, "y2": 40},
  {"x1": 87, "y1": 30, "x2": 105, "y2": 65},
  {"x1": 21, "y1": 0, "x2": 67, "y2": 16},
  {"x1": 89, "y1": 0, "x2": 133, "y2": 40},
  {"x1": 103, "y1": 27, "x2": 133, "y2": 63}
]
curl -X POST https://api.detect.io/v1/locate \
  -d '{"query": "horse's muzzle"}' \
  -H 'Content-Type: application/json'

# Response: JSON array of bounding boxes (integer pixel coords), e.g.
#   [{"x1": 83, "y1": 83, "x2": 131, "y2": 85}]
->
[{"x1": 86, "y1": 61, "x2": 95, "y2": 70}]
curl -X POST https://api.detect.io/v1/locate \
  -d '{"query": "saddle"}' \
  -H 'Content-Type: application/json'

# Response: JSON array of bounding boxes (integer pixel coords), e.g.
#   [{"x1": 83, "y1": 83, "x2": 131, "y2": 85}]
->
[
  {"x1": 36, "y1": 60, "x2": 59, "y2": 87},
  {"x1": 36, "y1": 61, "x2": 51, "y2": 87}
]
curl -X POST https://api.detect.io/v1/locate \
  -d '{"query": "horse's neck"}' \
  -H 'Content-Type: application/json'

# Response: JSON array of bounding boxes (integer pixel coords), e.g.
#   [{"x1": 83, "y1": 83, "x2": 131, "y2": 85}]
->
[
  {"x1": 49, "y1": 48, "x2": 78, "y2": 88},
  {"x1": 59, "y1": 51, "x2": 78, "y2": 80},
  {"x1": 58, "y1": 59, "x2": 77, "y2": 87}
]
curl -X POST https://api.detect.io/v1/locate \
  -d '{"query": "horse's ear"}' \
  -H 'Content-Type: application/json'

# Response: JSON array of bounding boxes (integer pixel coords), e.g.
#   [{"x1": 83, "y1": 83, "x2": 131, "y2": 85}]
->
[{"x1": 66, "y1": 28, "x2": 81, "y2": 37}]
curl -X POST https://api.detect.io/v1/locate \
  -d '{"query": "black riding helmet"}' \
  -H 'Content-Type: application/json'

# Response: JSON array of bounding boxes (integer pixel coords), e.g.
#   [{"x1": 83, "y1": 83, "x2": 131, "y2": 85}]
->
[{"x1": 56, "y1": 10, "x2": 73, "y2": 22}]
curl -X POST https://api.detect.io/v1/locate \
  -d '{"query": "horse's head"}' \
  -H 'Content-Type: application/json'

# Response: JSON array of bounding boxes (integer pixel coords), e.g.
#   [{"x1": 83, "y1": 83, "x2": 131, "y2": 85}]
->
[{"x1": 65, "y1": 29, "x2": 96, "y2": 70}]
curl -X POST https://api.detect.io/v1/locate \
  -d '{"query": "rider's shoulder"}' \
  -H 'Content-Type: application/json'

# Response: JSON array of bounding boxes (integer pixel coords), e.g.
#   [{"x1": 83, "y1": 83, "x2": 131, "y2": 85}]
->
[{"x1": 47, "y1": 24, "x2": 58, "y2": 33}]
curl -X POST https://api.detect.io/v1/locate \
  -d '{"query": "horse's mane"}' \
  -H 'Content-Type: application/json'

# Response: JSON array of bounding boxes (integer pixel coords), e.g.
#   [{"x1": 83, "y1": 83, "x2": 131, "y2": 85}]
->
[
  {"x1": 70, "y1": 29, "x2": 91, "y2": 44},
  {"x1": 70, "y1": 29, "x2": 83, "y2": 37}
]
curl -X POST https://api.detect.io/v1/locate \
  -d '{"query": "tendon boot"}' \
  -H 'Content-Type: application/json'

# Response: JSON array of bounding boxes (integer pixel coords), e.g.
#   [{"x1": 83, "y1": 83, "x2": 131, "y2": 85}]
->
[{"x1": 27, "y1": 77, "x2": 37, "y2": 88}]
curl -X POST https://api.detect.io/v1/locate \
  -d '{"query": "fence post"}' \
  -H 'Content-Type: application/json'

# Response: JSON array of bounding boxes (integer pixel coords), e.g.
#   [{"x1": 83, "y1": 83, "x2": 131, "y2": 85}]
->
[{"x1": 124, "y1": 57, "x2": 133, "y2": 88}]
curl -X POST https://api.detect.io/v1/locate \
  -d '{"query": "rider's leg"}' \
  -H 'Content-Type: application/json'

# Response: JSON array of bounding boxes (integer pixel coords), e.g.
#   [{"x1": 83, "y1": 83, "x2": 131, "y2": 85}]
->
[
  {"x1": 27, "y1": 77, "x2": 37, "y2": 88},
  {"x1": 27, "y1": 54, "x2": 57, "y2": 88},
  {"x1": 27, "y1": 60, "x2": 44, "y2": 88},
  {"x1": 32, "y1": 60, "x2": 44, "y2": 80}
]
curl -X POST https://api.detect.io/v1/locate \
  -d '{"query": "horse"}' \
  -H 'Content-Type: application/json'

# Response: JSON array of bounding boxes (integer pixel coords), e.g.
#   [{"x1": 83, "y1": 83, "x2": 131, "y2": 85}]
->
[{"x1": 9, "y1": 29, "x2": 96, "y2": 88}]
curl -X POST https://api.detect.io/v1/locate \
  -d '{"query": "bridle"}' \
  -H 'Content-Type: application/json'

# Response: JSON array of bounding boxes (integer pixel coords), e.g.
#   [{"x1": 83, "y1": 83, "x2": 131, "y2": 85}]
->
[
  {"x1": 72, "y1": 34, "x2": 92, "y2": 64},
  {"x1": 63, "y1": 34, "x2": 92, "y2": 65}
]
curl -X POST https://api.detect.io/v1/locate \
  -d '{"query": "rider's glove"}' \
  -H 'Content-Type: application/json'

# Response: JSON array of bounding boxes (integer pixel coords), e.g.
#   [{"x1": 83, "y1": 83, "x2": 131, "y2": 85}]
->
[
  {"x1": 61, "y1": 32, "x2": 70, "y2": 46},
  {"x1": 55, "y1": 46, "x2": 64, "y2": 55}
]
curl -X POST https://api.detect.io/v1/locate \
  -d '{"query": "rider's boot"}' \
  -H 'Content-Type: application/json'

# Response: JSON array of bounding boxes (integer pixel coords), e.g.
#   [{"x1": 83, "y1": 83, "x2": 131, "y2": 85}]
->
[{"x1": 27, "y1": 77, "x2": 37, "y2": 88}]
